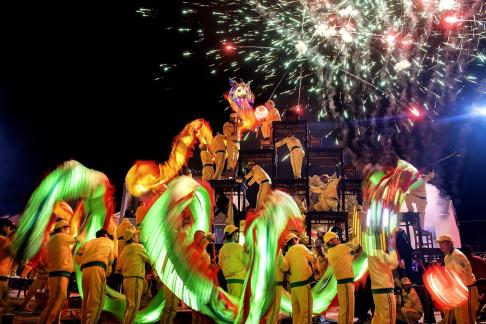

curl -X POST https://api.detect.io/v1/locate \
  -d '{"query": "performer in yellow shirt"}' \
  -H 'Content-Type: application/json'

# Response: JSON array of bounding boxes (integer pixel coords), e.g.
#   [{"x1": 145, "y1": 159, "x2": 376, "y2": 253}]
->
[
  {"x1": 135, "y1": 201, "x2": 148, "y2": 228},
  {"x1": 116, "y1": 218, "x2": 135, "y2": 257},
  {"x1": 243, "y1": 162, "x2": 272, "y2": 209},
  {"x1": 397, "y1": 277, "x2": 423, "y2": 324},
  {"x1": 188, "y1": 230, "x2": 214, "y2": 324},
  {"x1": 309, "y1": 175, "x2": 339, "y2": 211},
  {"x1": 52, "y1": 201, "x2": 74, "y2": 222},
  {"x1": 284, "y1": 233, "x2": 317, "y2": 324},
  {"x1": 436, "y1": 234, "x2": 479, "y2": 324},
  {"x1": 260, "y1": 101, "x2": 281, "y2": 147},
  {"x1": 38, "y1": 220, "x2": 76, "y2": 324},
  {"x1": 223, "y1": 113, "x2": 241, "y2": 175},
  {"x1": 405, "y1": 170, "x2": 434, "y2": 228},
  {"x1": 76, "y1": 229, "x2": 114, "y2": 324},
  {"x1": 116, "y1": 229, "x2": 149, "y2": 324},
  {"x1": 199, "y1": 143, "x2": 214, "y2": 181},
  {"x1": 368, "y1": 236, "x2": 399, "y2": 324},
  {"x1": 275, "y1": 134, "x2": 305, "y2": 179},
  {"x1": 218, "y1": 225, "x2": 247, "y2": 298},
  {"x1": 159, "y1": 282, "x2": 180, "y2": 324},
  {"x1": 212, "y1": 133, "x2": 227, "y2": 180},
  {"x1": 324, "y1": 231, "x2": 360, "y2": 324},
  {"x1": 266, "y1": 249, "x2": 289, "y2": 324},
  {"x1": 21, "y1": 249, "x2": 48, "y2": 310}
]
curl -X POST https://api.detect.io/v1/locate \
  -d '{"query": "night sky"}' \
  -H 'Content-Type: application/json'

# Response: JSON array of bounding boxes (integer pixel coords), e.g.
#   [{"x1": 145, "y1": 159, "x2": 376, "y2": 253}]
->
[{"x1": 1, "y1": 1, "x2": 485, "y2": 246}]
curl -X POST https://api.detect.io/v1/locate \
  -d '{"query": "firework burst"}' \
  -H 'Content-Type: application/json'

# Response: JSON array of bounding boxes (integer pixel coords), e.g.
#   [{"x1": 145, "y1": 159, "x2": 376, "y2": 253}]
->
[{"x1": 180, "y1": 0, "x2": 485, "y2": 135}]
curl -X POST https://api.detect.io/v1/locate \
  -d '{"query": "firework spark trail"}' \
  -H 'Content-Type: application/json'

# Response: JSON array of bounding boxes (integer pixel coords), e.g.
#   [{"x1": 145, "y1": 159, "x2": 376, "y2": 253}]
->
[{"x1": 181, "y1": 0, "x2": 484, "y2": 138}]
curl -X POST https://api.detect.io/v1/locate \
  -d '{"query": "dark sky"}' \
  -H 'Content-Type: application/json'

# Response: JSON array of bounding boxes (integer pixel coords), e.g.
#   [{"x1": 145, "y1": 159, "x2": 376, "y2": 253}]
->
[
  {"x1": 0, "y1": 0, "x2": 228, "y2": 213},
  {"x1": 1, "y1": 1, "x2": 485, "y2": 245}
]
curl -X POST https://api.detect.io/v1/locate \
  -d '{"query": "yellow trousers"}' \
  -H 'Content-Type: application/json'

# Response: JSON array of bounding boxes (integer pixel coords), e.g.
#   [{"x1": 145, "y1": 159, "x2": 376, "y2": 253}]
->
[
  {"x1": 261, "y1": 122, "x2": 272, "y2": 139},
  {"x1": 397, "y1": 308, "x2": 422, "y2": 324},
  {"x1": 313, "y1": 198, "x2": 338, "y2": 211},
  {"x1": 0, "y1": 280, "x2": 8, "y2": 316},
  {"x1": 24, "y1": 274, "x2": 48, "y2": 306},
  {"x1": 371, "y1": 292, "x2": 396, "y2": 324},
  {"x1": 291, "y1": 284, "x2": 312, "y2": 324},
  {"x1": 443, "y1": 285, "x2": 479, "y2": 324},
  {"x1": 202, "y1": 166, "x2": 214, "y2": 181},
  {"x1": 227, "y1": 282, "x2": 243, "y2": 298},
  {"x1": 227, "y1": 142, "x2": 240, "y2": 171},
  {"x1": 213, "y1": 152, "x2": 226, "y2": 180},
  {"x1": 38, "y1": 275, "x2": 69, "y2": 324},
  {"x1": 81, "y1": 266, "x2": 106, "y2": 324},
  {"x1": 160, "y1": 284, "x2": 180, "y2": 324},
  {"x1": 123, "y1": 277, "x2": 143, "y2": 324},
  {"x1": 257, "y1": 182, "x2": 272, "y2": 209},
  {"x1": 266, "y1": 286, "x2": 283, "y2": 324},
  {"x1": 337, "y1": 282, "x2": 355, "y2": 324},
  {"x1": 290, "y1": 149, "x2": 304, "y2": 178}
]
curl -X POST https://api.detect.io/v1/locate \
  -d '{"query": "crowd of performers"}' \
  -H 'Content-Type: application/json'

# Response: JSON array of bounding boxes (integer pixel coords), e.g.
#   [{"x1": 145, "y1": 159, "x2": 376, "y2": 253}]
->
[
  {"x1": 0, "y1": 85, "x2": 484, "y2": 324},
  {"x1": 0, "y1": 194, "x2": 485, "y2": 323}
]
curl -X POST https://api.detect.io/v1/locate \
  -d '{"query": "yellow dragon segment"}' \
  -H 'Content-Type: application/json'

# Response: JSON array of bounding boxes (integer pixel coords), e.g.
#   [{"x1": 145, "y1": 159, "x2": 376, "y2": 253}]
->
[{"x1": 126, "y1": 119, "x2": 214, "y2": 197}]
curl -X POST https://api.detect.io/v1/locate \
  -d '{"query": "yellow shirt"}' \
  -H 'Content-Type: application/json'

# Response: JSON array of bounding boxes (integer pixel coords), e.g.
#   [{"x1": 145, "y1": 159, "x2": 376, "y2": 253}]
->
[
  {"x1": 310, "y1": 178, "x2": 339, "y2": 199},
  {"x1": 0, "y1": 236, "x2": 12, "y2": 276},
  {"x1": 76, "y1": 237, "x2": 114, "y2": 269},
  {"x1": 368, "y1": 250, "x2": 398, "y2": 289},
  {"x1": 327, "y1": 240, "x2": 358, "y2": 280},
  {"x1": 275, "y1": 136, "x2": 303, "y2": 152},
  {"x1": 268, "y1": 108, "x2": 281, "y2": 122},
  {"x1": 224, "y1": 122, "x2": 240, "y2": 142},
  {"x1": 276, "y1": 251, "x2": 289, "y2": 282},
  {"x1": 200, "y1": 150, "x2": 213, "y2": 165},
  {"x1": 223, "y1": 122, "x2": 235, "y2": 138},
  {"x1": 212, "y1": 134, "x2": 226, "y2": 152},
  {"x1": 135, "y1": 206, "x2": 148, "y2": 226},
  {"x1": 445, "y1": 248, "x2": 476, "y2": 286},
  {"x1": 117, "y1": 242, "x2": 148, "y2": 278},
  {"x1": 117, "y1": 219, "x2": 135, "y2": 239},
  {"x1": 245, "y1": 165, "x2": 271, "y2": 186},
  {"x1": 285, "y1": 244, "x2": 316, "y2": 283},
  {"x1": 218, "y1": 242, "x2": 247, "y2": 280},
  {"x1": 402, "y1": 287, "x2": 423, "y2": 314},
  {"x1": 45, "y1": 233, "x2": 76, "y2": 273}
]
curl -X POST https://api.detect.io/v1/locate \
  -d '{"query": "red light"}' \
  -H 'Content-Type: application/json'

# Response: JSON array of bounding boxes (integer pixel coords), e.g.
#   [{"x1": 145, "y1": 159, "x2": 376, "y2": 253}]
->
[
  {"x1": 440, "y1": 11, "x2": 461, "y2": 30},
  {"x1": 407, "y1": 104, "x2": 424, "y2": 120},
  {"x1": 444, "y1": 15, "x2": 459, "y2": 24},
  {"x1": 409, "y1": 107, "x2": 420, "y2": 117},
  {"x1": 223, "y1": 43, "x2": 236, "y2": 53}
]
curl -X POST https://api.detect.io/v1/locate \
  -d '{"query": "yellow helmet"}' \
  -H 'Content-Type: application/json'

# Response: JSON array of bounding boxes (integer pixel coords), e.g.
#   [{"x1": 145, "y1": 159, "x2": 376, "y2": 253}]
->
[
  {"x1": 224, "y1": 224, "x2": 238, "y2": 235},
  {"x1": 285, "y1": 233, "x2": 298, "y2": 243},
  {"x1": 324, "y1": 231, "x2": 338, "y2": 244},
  {"x1": 125, "y1": 229, "x2": 136, "y2": 242},
  {"x1": 435, "y1": 234, "x2": 453, "y2": 243}
]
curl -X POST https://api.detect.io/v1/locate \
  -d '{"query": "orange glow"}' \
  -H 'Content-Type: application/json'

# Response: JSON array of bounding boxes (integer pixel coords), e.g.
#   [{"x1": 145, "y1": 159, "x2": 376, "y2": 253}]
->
[{"x1": 423, "y1": 264, "x2": 469, "y2": 310}]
